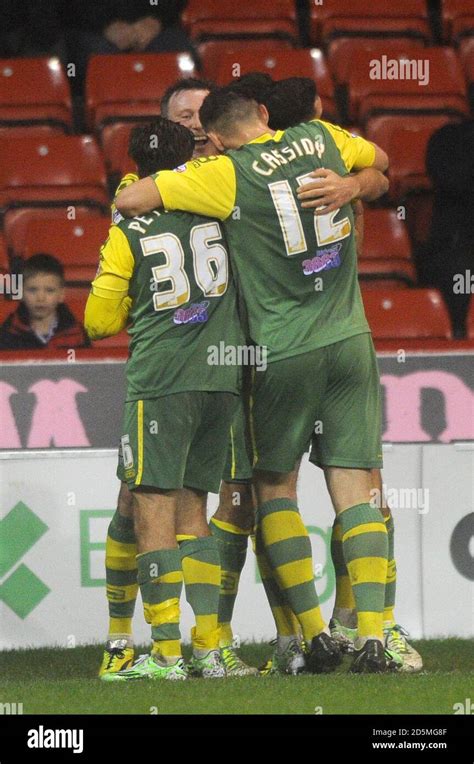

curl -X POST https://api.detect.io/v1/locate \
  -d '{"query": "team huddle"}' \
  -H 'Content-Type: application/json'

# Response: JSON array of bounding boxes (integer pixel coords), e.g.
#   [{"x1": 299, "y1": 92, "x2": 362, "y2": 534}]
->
[{"x1": 85, "y1": 73, "x2": 422, "y2": 680}]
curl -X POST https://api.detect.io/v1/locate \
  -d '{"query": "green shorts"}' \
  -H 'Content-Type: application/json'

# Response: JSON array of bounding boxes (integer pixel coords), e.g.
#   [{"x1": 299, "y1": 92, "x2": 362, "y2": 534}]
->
[
  {"x1": 222, "y1": 398, "x2": 253, "y2": 483},
  {"x1": 117, "y1": 391, "x2": 239, "y2": 493},
  {"x1": 250, "y1": 332, "x2": 383, "y2": 473}
]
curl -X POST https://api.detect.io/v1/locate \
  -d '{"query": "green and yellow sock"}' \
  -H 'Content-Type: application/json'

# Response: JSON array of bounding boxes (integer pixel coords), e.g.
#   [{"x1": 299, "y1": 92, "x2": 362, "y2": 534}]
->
[
  {"x1": 256, "y1": 498, "x2": 326, "y2": 644},
  {"x1": 209, "y1": 517, "x2": 250, "y2": 647},
  {"x1": 339, "y1": 503, "x2": 388, "y2": 643},
  {"x1": 331, "y1": 517, "x2": 356, "y2": 627},
  {"x1": 105, "y1": 510, "x2": 138, "y2": 642},
  {"x1": 137, "y1": 549, "x2": 183, "y2": 660},
  {"x1": 179, "y1": 536, "x2": 221, "y2": 652},
  {"x1": 383, "y1": 511, "x2": 396, "y2": 625},
  {"x1": 254, "y1": 532, "x2": 301, "y2": 637}
]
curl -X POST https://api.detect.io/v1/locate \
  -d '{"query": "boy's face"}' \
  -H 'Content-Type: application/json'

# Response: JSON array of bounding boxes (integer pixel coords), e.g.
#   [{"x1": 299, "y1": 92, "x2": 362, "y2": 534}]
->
[{"x1": 23, "y1": 273, "x2": 64, "y2": 321}]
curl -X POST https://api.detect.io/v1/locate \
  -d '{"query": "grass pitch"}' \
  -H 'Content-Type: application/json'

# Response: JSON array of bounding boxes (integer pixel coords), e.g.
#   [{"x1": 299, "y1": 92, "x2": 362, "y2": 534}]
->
[{"x1": 2, "y1": 639, "x2": 473, "y2": 715}]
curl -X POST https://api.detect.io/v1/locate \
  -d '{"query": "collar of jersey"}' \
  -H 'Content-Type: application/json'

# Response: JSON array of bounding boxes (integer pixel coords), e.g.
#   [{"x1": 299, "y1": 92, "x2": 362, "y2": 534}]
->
[{"x1": 248, "y1": 130, "x2": 285, "y2": 145}]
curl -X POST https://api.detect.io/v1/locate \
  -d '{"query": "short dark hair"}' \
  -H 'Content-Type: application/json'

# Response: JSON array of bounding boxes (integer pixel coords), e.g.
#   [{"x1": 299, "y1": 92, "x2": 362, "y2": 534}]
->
[
  {"x1": 266, "y1": 77, "x2": 318, "y2": 130},
  {"x1": 200, "y1": 87, "x2": 260, "y2": 136},
  {"x1": 227, "y1": 72, "x2": 274, "y2": 105},
  {"x1": 23, "y1": 253, "x2": 64, "y2": 283},
  {"x1": 160, "y1": 77, "x2": 216, "y2": 117},
  {"x1": 128, "y1": 117, "x2": 195, "y2": 177}
]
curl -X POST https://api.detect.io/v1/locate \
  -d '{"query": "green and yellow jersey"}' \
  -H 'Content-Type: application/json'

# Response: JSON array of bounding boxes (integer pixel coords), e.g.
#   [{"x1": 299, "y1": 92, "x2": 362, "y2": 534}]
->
[
  {"x1": 86, "y1": 210, "x2": 243, "y2": 400},
  {"x1": 153, "y1": 120, "x2": 374, "y2": 363},
  {"x1": 111, "y1": 172, "x2": 139, "y2": 225}
]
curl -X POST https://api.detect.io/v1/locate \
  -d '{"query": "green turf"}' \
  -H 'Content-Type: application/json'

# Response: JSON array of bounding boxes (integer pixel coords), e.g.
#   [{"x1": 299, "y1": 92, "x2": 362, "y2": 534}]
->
[{"x1": 1, "y1": 640, "x2": 473, "y2": 715}]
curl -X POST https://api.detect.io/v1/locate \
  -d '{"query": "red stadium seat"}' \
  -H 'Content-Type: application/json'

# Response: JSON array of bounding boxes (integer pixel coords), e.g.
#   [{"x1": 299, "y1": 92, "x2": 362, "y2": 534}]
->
[
  {"x1": 5, "y1": 209, "x2": 107, "y2": 259},
  {"x1": 328, "y1": 39, "x2": 424, "y2": 86},
  {"x1": 361, "y1": 209, "x2": 412, "y2": 261},
  {"x1": 0, "y1": 135, "x2": 108, "y2": 212},
  {"x1": 92, "y1": 332, "x2": 130, "y2": 349},
  {"x1": 404, "y1": 192, "x2": 434, "y2": 248},
  {"x1": 0, "y1": 233, "x2": 8, "y2": 274},
  {"x1": 65, "y1": 286, "x2": 93, "y2": 302},
  {"x1": 442, "y1": 0, "x2": 474, "y2": 42},
  {"x1": 347, "y1": 48, "x2": 468, "y2": 123},
  {"x1": 85, "y1": 53, "x2": 196, "y2": 131},
  {"x1": 183, "y1": 0, "x2": 297, "y2": 42},
  {"x1": 0, "y1": 296, "x2": 16, "y2": 325},
  {"x1": 363, "y1": 288, "x2": 452, "y2": 339},
  {"x1": 365, "y1": 114, "x2": 455, "y2": 151},
  {"x1": 200, "y1": 38, "x2": 293, "y2": 81},
  {"x1": 467, "y1": 296, "x2": 474, "y2": 339},
  {"x1": 310, "y1": 0, "x2": 430, "y2": 46},
  {"x1": 101, "y1": 122, "x2": 138, "y2": 181},
  {"x1": 358, "y1": 258, "x2": 416, "y2": 287},
  {"x1": 0, "y1": 57, "x2": 72, "y2": 133},
  {"x1": 214, "y1": 48, "x2": 337, "y2": 120},
  {"x1": 460, "y1": 39, "x2": 474, "y2": 107},
  {"x1": 67, "y1": 294, "x2": 129, "y2": 349},
  {"x1": 366, "y1": 120, "x2": 454, "y2": 201},
  {"x1": 22, "y1": 216, "x2": 110, "y2": 283}
]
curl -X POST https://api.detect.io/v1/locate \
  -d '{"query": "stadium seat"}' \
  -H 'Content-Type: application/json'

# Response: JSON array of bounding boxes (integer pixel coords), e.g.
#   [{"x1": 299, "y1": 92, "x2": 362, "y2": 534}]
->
[
  {"x1": 442, "y1": 0, "x2": 474, "y2": 42},
  {"x1": 86, "y1": 53, "x2": 196, "y2": 131},
  {"x1": 214, "y1": 48, "x2": 337, "y2": 120},
  {"x1": 0, "y1": 135, "x2": 107, "y2": 210},
  {"x1": 0, "y1": 57, "x2": 72, "y2": 133},
  {"x1": 460, "y1": 40, "x2": 474, "y2": 107},
  {"x1": 67, "y1": 294, "x2": 129, "y2": 348},
  {"x1": 182, "y1": 0, "x2": 297, "y2": 42},
  {"x1": 358, "y1": 258, "x2": 416, "y2": 287},
  {"x1": 310, "y1": 0, "x2": 430, "y2": 46},
  {"x1": 365, "y1": 114, "x2": 455, "y2": 151},
  {"x1": 328, "y1": 39, "x2": 424, "y2": 86},
  {"x1": 92, "y1": 332, "x2": 130, "y2": 349},
  {"x1": 101, "y1": 122, "x2": 138, "y2": 182},
  {"x1": 0, "y1": 233, "x2": 8, "y2": 274},
  {"x1": 362, "y1": 288, "x2": 452, "y2": 339},
  {"x1": 22, "y1": 216, "x2": 110, "y2": 283},
  {"x1": 5, "y1": 209, "x2": 107, "y2": 259},
  {"x1": 201, "y1": 38, "x2": 293, "y2": 81},
  {"x1": 467, "y1": 296, "x2": 474, "y2": 339},
  {"x1": 361, "y1": 209, "x2": 412, "y2": 261},
  {"x1": 366, "y1": 122, "x2": 444, "y2": 201},
  {"x1": 403, "y1": 191, "x2": 434, "y2": 248},
  {"x1": 0, "y1": 296, "x2": 16, "y2": 325},
  {"x1": 347, "y1": 48, "x2": 468, "y2": 123}
]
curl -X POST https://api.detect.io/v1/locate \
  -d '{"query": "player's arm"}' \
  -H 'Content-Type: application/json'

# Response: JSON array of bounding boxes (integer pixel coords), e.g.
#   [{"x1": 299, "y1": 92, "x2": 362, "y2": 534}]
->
[
  {"x1": 111, "y1": 172, "x2": 139, "y2": 224},
  {"x1": 84, "y1": 226, "x2": 134, "y2": 340},
  {"x1": 297, "y1": 121, "x2": 389, "y2": 213},
  {"x1": 115, "y1": 155, "x2": 237, "y2": 220},
  {"x1": 298, "y1": 166, "x2": 389, "y2": 212}
]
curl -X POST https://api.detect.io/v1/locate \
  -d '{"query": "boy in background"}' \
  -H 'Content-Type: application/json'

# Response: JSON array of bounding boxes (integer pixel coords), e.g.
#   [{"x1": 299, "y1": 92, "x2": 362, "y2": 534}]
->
[{"x1": 0, "y1": 253, "x2": 89, "y2": 350}]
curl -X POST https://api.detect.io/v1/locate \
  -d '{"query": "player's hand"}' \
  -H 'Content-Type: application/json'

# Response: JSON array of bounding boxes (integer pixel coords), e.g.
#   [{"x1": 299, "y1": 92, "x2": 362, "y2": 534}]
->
[
  {"x1": 297, "y1": 169, "x2": 361, "y2": 215},
  {"x1": 132, "y1": 17, "x2": 162, "y2": 51},
  {"x1": 104, "y1": 21, "x2": 136, "y2": 51}
]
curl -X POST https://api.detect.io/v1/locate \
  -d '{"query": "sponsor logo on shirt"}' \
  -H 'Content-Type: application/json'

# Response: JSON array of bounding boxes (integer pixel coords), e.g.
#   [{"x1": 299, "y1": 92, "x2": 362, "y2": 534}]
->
[
  {"x1": 173, "y1": 301, "x2": 210, "y2": 325},
  {"x1": 174, "y1": 164, "x2": 187, "y2": 173},
  {"x1": 302, "y1": 243, "x2": 342, "y2": 275},
  {"x1": 112, "y1": 207, "x2": 124, "y2": 224}
]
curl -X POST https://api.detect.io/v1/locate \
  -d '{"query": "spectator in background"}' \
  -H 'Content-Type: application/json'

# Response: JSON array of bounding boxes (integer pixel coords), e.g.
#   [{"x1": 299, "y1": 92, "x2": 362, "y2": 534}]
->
[
  {"x1": 65, "y1": 0, "x2": 195, "y2": 93},
  {"x1": 426, "y1": 119, "x2": 474, "y2": 338},
  {"x1": 0, "y1": 254, "x2": 89, "y2": 350},
  {"x1": 0, "y1": 0, "x2": 66, "y2": 58}
]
